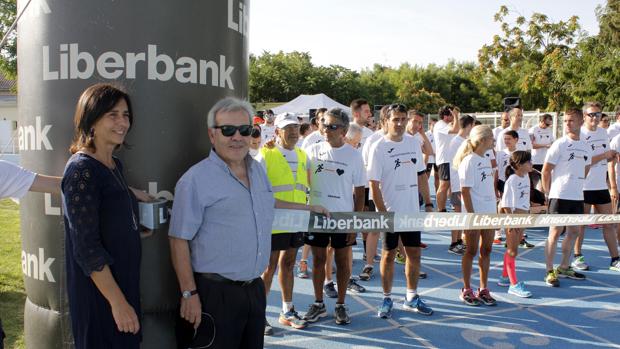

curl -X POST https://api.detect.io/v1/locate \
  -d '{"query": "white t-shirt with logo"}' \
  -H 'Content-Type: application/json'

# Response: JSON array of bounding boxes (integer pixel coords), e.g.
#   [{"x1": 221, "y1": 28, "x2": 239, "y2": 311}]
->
[
  {"x1": 447, "y1": 135, "x2": 466, "y2": 192},
  {"x1": 500, "y1": 173, "x2": 531, "y2": 211},
  {"x1": 493, "y1": 126, "x2": 505, "y2": 144},
  {"x1": 0, "y1": 160, "x2": 36, "y2": 199},
  {"x1": 307, "y1": 142, "x2": 366, "y2": 212},
  {"x1": 609, "y1": 133, "x2": 620, "y2": 192},
  {"x1": 496, "y1": 149, "x2": 513, "y2": 182},
  {"x1": 433, "y1": 119, "x2": 455, "y2": 165},
  {"x1": 301, "y1": 130, "x2": 325, "y2": 151},
  {"x1": 367, "y1": 135, "x2": 426, "y2": 212},
  {"x1": 529, "y1": 126, "x2": 555, "y2": 165},
  {"x1": 581, "y1": 127, "x2": 610, "y2": 191},
  {"x1": 497, "y1": 127, "x2": 532, "y2": 152},
  {"x1": 458, "y1": 153, "x2": 496, "y2": 213},
  {"x1": 544, "y1": 135, "x2": 592, "y2": 200},
  {"x1": 260, "y1": 124, "x2": 277, "y2": 147},
  {"x1": 426, "y1": 130, "x2": 436, "y2": 164}
]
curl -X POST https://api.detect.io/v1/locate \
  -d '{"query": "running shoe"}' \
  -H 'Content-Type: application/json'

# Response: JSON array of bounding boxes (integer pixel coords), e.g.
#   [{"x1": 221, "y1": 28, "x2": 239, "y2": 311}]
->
[
  {"x1": 279, "y1": 308, "x2": 308, "y2": 329},
  {"x1": 448, "y1": 243, "x2": 465, "y2": 255},
  {"x1": 610, "y1": 259, "x2": 620, "y2": 272},
  {"x1": 296, "y1": 260, "x2": 309, "y2": 279},
  {"x1": 419, "y1": 271, "x2": 428, "y2": 279},
  {"x1": 377, "y1": 297, "x2": 393, "y2": 319},
  {"x1": 556, "y1": 266, "x2": 586, "y2": 280},
  {"x1": 334, "y1": 304, "x2": 351, "y2": 325},
  {"x1": 403, "y1": 295, "x2": 433, "y2": 315},
  {"x1": 420, "y1": 242, "x2": 428, "y2": 249},
  {"x1": 303, "y1": 303, "x2": 327, "y2": 322},
  {"x1": 476, "y1": 288, "x2": 497, "y2": 306},
  {"x1": 363, "y1": 254, "x2": 381, "y2": 263},
  {"x1": 545, "y1": 270, "x2": 559, "y2": 287},
  {"x1": 323, "y1": 282, "x2": 338, "y2": 298},
  {"x1": 508, "y1": 281, "x2": 532, "y2": 298},
  {"x1": 264, "y1": 319, "x2": 274, "y2": 335},
  {"x1": 395, "y1": 252, "x2": 406, "y2": 264},
  {"x1": 459, "y1": 288, "x2": 480, "y2": 306},
  {"x1": 519, "y1": 239, "x2": 535, "y2": 249},
  {"x1": 359, "y1": 266, "x2": 373, "y2": 281},
  {"x1": 497, "y1": 276, "x2": 510, "y2": 287},
  {"x1": 347, "y1": 278, "x2": 366, "y2": 293},
  {"x1": 571, "y1": 255, "x2": 589, "y2": 271}
]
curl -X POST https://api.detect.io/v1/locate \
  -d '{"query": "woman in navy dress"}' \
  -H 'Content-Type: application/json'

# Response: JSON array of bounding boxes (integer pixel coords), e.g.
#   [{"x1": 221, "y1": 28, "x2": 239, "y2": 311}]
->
[{"x1": 62, "y1": 84, "x2": 142, "y2": 348}]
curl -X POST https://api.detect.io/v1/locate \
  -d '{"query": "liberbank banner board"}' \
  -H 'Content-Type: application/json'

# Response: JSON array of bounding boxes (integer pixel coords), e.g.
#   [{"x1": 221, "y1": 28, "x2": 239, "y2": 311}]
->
[{"x1": 17, "y1": 1, "x2": 249, "y2": 348}]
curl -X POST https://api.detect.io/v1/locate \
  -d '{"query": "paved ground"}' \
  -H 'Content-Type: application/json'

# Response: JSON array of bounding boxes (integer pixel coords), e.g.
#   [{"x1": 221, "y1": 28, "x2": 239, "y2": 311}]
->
[{"x1": 264, "y1": 226, "x2": 620, "y2": 349}]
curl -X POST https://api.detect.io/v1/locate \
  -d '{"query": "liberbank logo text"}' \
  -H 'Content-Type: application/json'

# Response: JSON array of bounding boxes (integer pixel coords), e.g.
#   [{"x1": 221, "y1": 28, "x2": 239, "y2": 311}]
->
[{"x1": 42, "y1": 44, "x2": 236, "y2": 90}]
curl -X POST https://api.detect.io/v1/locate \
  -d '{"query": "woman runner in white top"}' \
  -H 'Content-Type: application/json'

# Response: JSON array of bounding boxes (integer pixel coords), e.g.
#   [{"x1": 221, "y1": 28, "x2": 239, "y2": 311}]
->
[
  {"x1": 498, "y1": 151, "x2": 533, "y2": 298},
  {"x1": 453, "y1": 125, "x2": 497, "y2": 306}
]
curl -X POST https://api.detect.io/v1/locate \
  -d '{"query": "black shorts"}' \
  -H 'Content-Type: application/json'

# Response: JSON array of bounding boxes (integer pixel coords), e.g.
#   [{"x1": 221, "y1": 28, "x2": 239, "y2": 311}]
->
[
  {"x1": 548, "y1": 199, "x2": 585, "y2": 214},
  {"x1": 583, "y1": 189, "x2": 611, "y2": 205},
  {"x1": 304, "y1": 232, "x2": 356, "y2": 249},
  {"x1": 426, "y1": 163, "x2": 438, "y2": 174},
  {"x1": 438, "y1": 163, "x2": 451, "y2": 181},
  {"x1": 497, "y1": 179, "x2": 505, "y2": 195},
  {"x1": 271, "y1": 232, "x2": 304, "y2": 251},
  {"x1": 382, "y1": 231, "x2": 421, "y2": 250},
  {"x1": 364, "y1": 188, "x2": 376, "y2": 211},
  {"x1": 533, "y1": 164, "x2": 543, "y2": 172}
]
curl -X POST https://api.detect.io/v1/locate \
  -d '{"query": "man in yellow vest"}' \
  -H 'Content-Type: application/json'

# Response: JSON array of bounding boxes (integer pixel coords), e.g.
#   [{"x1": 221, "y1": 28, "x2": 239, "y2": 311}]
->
[{"x1": 258, "y1": 112, "x2": 310, "y2": 334}]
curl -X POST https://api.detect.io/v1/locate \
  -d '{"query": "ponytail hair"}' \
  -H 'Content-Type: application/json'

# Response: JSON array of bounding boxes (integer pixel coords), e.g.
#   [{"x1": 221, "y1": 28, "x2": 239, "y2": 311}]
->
[
  {"x1": 505, "y1": 150, "x2": 531, "y2": 179},
  {"x1": 453, "y1": 125, "x2": 493, "y2": 169}
]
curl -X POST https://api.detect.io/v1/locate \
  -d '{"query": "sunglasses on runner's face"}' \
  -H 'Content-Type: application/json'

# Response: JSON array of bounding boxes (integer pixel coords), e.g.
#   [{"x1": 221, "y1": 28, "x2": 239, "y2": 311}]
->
[
  {"x1": 323, "y1": 123, "x2": 345, "y2": 131},
  {"x1": 587, "y1": 112, "x2": 603, "y2": 118},
  {"x1": 213, "y1": 124, "x2": 253, "y2": 137}
]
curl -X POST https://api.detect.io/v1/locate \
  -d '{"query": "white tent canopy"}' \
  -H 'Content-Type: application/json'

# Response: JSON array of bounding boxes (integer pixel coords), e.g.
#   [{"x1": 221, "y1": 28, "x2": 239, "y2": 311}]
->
[{"x1": 271, "y1": 93, "x2": 351, "y2": 115}]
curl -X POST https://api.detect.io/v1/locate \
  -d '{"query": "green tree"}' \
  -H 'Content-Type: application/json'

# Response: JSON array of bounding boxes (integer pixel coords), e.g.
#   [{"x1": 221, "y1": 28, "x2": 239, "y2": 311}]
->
[{"x1": 0, "y1": 0, "x2": 16, "y2": 79}]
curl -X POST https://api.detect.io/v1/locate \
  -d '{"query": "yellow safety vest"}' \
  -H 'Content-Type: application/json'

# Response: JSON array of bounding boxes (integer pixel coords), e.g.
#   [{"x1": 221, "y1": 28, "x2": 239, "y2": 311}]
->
[{"x1": 260, "y1": 146, "x2": 309, "y2": 234}]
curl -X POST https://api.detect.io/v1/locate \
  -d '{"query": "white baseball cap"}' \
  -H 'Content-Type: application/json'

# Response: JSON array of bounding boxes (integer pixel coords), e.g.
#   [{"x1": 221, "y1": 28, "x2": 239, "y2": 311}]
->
[{"x1": 275, "y1": 112, "x2": 300, "y2": 129}]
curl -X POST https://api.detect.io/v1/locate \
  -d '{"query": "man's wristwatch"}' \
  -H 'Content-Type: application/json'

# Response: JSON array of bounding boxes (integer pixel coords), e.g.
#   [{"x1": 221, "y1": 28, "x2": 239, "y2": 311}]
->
[{"x1": 181, "y1": 289, "x2": 198, "y2": 299}]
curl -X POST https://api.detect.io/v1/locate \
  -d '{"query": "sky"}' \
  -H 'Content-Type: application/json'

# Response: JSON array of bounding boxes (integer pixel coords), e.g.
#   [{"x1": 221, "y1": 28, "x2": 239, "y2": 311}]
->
[{"x1": 249, "y1": 0, "x2": 606, "y2": 71}]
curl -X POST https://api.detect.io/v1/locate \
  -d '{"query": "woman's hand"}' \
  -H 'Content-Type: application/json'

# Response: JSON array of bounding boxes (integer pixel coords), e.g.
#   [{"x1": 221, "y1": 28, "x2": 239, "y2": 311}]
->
[
  {"x1": 129, "y1": 187, "x2": 155, "y2": 202},
  {"x1": 110, "y1": 298, "x2": 141, "y2": 334}
]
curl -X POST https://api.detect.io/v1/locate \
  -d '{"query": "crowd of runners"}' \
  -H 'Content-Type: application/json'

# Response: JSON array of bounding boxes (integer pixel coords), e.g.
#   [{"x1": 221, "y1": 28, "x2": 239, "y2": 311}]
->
[{"x1": 252, "y1": 99, "x2": 620, "y2": 334}]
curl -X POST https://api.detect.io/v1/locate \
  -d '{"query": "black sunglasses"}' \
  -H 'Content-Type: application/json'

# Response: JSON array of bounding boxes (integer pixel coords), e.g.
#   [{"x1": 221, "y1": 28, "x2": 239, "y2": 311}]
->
[
  {"x1": 323, "y1": 123, "x2": 345, "y2": 131},
  {"x1": 387, "y1": 103, "x2": 407, "y2": 113},
  {"x1": 213, "y1": 124, "x2": 253, "y2": 137},
  {"x1": 587, "y1": 112, "x2": 603, "y2": 118}
]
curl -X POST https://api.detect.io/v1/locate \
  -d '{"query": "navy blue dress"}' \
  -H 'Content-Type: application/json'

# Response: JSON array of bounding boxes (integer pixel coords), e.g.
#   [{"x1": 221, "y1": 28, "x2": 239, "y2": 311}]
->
[{"x1": 62, "y1": 153, "x2": 141, "y2": 349}]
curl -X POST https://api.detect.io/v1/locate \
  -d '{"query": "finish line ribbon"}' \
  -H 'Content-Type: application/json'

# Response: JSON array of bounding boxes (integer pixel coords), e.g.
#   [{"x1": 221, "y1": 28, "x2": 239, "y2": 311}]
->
[{"x1": 272, "y1": 210, "x2": 620, "y2": 233}]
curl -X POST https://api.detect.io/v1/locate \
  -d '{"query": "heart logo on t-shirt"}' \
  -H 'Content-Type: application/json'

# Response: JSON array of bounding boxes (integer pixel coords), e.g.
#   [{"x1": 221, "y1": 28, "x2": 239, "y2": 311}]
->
[
  {"x1": 336, "y1": 169, "x2": 345, "y2": 176},
  {"x1": 411, "y1": 158, "x2": 417, "y2": 164},
  {"x1": 603, "y1": 144, "x2": 607, "y2": 148},
  {"x1": 584, "y1": 155, "x2": 588, "y2": 161},
  {"x1": 522, "y1": 141, "x2": 526, "y2": 145}
]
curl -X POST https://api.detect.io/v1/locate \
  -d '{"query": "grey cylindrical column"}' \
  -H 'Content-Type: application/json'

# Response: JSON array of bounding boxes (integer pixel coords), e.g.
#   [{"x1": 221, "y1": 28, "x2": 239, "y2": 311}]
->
[{"x1": 17, "y1": 0, "x2": 249, "y2": 347}]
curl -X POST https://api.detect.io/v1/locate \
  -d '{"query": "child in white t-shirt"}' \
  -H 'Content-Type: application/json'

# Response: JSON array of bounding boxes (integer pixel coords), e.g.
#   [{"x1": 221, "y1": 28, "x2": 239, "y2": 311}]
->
[
  {"x1": 498, "y1": 151, "x2": 533, "y2": 298},
  {"x1": 453, "y1": 125, "x2": 497, "y2": 307}
]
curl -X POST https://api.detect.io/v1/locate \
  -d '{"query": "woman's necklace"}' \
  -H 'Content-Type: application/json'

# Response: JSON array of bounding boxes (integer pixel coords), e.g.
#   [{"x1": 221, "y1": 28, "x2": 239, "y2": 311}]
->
[{"x1": 108, "y1": 163, "x2": 139, "y2": 231}]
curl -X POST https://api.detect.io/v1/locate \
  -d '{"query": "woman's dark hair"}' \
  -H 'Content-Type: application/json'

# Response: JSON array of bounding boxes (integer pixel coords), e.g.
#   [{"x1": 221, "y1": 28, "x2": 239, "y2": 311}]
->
[
  {"x1": 505, "y1": 150, "x2": 531, "y2": 179},
  {"x1": 70, "y1": 83, "x2": 133, "y2": 154}
]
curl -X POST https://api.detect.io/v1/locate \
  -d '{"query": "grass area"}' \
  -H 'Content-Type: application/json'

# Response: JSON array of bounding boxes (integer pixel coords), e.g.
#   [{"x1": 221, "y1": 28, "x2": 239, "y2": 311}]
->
[
  {"x1": 0, "y1": 199, "x2": 25, "y2": 349},
  {"x1": 252, "y1": 101, "x2": 284, "y2": 112}
]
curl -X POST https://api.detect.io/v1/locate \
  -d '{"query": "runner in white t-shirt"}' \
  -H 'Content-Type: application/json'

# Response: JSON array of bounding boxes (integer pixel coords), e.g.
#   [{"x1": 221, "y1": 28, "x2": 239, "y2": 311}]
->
[
  {"x1": 303, "y1": 108, "x2": 366, "y2": 325},
  {"x1": 368, "y1": 104, "x2": 433, "y2": 319},
  {"x1": 529, "y1": 113, "x2": 554, "y2": 189},
  {"x1": 350, "y1": 99, "x2": 375, "y2": 149},
  {"x1": 609, "y1": 131, "x2": 620, "y2": 247},
  {"x1": 607, "y1": 108, "x2": 620, "y2": 140},
  {"x1": 542, "y1": 108, "x2": 593, "y2": 287},
  {"x1": 573, "y1": 102, "x2": 620, "y2": 272},
  {"x1": 454, "y1": 125, "x2": 497, "y2": 306},
  {"x1": 496, "y1": 107, "x2": 532, "y2": 152},
  {"x1": 433, "y1": 105, "x2": 460, "y2": 213},
  {"x1": 492, "y1": 111, "x2": 510, "y2": 148},
  {"x1": 498, "y1": 151, "x2": 533, "y2": 298},
  {"x1": 425, "y1": 117, "x2": 439, "y2": 193},
  {"x1": 446, "y1": 115, "x2": 475, "y2": 255},
  {"x1": 260, "y1": 110, "x2": 277, "y2": 147},
  {"x1": 0, "y1": 160, "x2": 61, "y2": 198}
]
